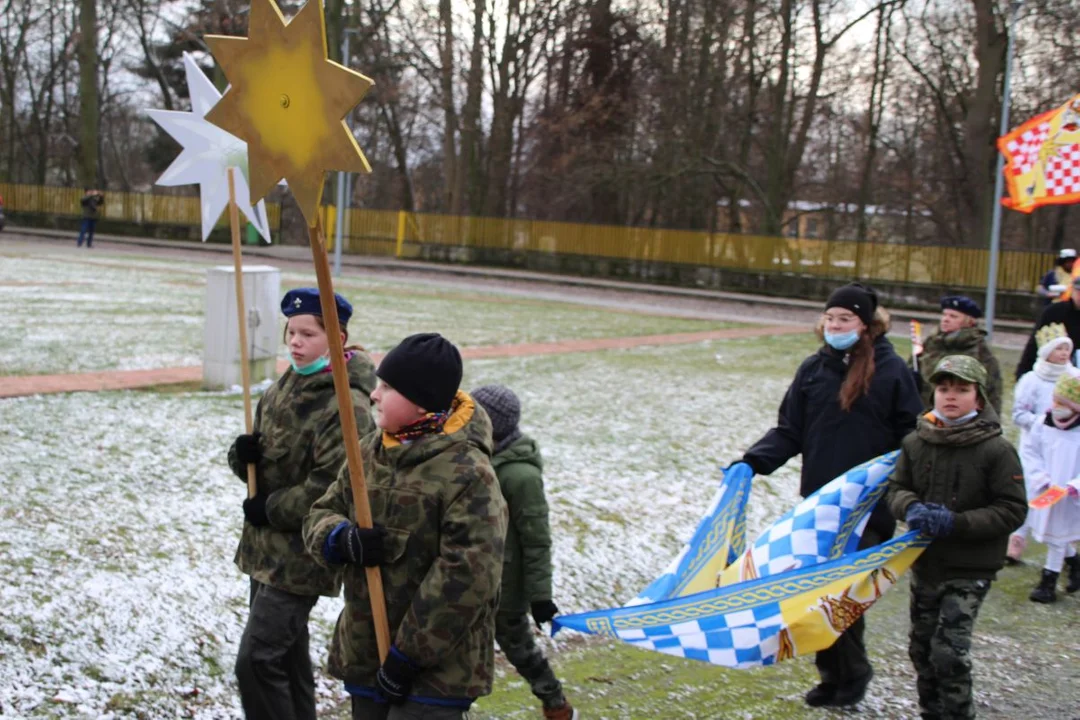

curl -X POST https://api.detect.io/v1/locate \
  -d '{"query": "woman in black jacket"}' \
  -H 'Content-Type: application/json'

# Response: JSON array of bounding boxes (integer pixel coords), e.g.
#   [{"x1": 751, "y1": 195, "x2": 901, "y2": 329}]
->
[{"x1": 738, "y1": 282, "x2": 923, "y2": 709}]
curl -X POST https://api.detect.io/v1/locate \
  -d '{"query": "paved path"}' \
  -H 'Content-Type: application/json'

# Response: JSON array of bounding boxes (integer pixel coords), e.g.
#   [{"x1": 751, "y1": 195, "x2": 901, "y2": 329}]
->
[{"x1": 0, "y1": 324, "x2": 802, "y2": 399}]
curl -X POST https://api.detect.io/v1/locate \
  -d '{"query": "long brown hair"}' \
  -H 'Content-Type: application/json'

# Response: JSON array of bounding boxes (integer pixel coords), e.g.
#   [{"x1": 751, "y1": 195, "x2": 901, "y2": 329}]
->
[{"x1": 816, "y1": 306, "x2": 892, "y2": 411}]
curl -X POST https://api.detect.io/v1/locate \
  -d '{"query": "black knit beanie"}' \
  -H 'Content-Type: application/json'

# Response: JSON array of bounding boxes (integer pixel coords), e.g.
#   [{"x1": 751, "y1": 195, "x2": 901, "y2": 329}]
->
[
  {"x1": 825, "y1": 283, "x2": 877, "y2": 327},
  {"x1": 377, "y1": 333, "x2": 462, "y2": 412}
]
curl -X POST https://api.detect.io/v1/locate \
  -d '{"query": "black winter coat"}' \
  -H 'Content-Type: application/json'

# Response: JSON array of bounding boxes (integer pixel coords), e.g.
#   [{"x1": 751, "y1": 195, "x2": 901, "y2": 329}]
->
[
  {"x1": 1015, "y1": 300, "x2": 1080, "y2": 379},
  {"x1": 743, "y1": 335, "x2": 924, "y2": 537}
]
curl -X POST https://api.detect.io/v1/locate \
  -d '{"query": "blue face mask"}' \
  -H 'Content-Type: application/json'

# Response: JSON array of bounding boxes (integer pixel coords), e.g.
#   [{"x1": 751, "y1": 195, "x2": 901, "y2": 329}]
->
[
  {"x1": 290, "y1": 355, "x2": 330, "y2": 376},
  {"x1": 931, "y1": 408, "x2": 979, "y2": 426},
  {"x1": 824, "y1": 329, "x2": 860, "y2": 351}
]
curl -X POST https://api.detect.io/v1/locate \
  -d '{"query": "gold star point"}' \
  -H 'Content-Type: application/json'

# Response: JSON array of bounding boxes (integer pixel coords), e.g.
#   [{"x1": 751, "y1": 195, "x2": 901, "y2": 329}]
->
[{"x1": 205, "y1": 0, "x2": 373, "y2": 226}]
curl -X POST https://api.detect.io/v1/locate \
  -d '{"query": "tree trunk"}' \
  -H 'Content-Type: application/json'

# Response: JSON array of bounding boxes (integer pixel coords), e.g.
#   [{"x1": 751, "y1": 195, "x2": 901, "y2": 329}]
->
[
  {"x1": 458, "y1": 0, "x2": 485, "y2": 215},
  {"x1": 438, "y1": 0, "x2": 458, "y2": 212},
  {"x1": 965, "y1": 0, "x2": 1006, "y2": 247},
  {"x1": 78, "y1": 0, "x2": 99, "y2": 187}
]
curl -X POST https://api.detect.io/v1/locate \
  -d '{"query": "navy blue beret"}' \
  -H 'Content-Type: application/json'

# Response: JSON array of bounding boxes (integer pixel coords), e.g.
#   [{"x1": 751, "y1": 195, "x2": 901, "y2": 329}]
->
[
  {"x1": 940, "y1": 295, "x2": 982, "y2": 319},
  {"x1": 281, "y1": 288, "x2": 353, "y2": 326}
]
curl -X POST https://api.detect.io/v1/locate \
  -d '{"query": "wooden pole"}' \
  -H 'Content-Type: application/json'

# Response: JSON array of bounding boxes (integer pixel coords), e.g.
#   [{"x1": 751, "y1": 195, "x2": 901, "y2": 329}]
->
[
  {"x1": 307, "y1": 215, "x2": 391, "y2": 663},
  {"x1": 227, "y1": 167, "x2": 257, "y2": 500}
]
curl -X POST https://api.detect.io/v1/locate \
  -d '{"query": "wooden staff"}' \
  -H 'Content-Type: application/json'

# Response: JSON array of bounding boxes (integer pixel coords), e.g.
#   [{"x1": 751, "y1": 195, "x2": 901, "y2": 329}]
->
[
  {"x1": 227, "y1": 166, "x2": 257, "y2": 500},
  {"x1": 308, "y1": 215, "x2": 391, "y2": 662}
]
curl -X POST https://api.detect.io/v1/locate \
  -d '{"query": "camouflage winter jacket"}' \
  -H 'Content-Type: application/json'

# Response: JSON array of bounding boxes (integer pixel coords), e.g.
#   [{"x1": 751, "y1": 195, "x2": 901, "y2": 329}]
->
[
  {"x1": 303, "y1": 391, "x2": 508, "y2": 701},
  {"x1": 913, "y1": 326, "x2": 1003, "y2": 413},
  {"x1": 492, "y1": 435, "x2": 553, "y2": 615},
  {"x1": 886, "y1": 407, "x2": 1027, "y2": 584},
  {"x1": 228, "y1": 351, "x2": 376, "y2": 597}
]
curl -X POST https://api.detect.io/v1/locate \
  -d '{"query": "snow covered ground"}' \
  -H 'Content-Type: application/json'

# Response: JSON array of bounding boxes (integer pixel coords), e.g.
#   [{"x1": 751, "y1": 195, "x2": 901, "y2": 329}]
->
[
  {"x1": 0, "y1": 336, "x2": 804, "y2": 718},
  {"x1": 0, "y1": 246, "x2": 730, "y2": 376}
]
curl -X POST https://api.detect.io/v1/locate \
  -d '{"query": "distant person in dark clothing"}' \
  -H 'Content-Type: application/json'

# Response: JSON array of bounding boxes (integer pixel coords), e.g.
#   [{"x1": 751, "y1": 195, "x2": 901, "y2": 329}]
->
[
  {"x1": 1017, "y1": 275, "x2": 1080, "y2": 379},
  {"x1": 1038, "y1": 249, "x2": 1077, "y2": 306},
  {"x1": 734, "y1": 282, "x2": 924, "y2": 709},
  {"x1": 77, "y1": 188, "x2": 104, "y2": 248}
]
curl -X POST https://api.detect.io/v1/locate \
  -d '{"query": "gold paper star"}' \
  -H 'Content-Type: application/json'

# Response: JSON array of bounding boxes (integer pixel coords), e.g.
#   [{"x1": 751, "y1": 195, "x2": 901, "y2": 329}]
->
[{"x1": 204, "y1": 0, "x2": 373, "y2": 226}]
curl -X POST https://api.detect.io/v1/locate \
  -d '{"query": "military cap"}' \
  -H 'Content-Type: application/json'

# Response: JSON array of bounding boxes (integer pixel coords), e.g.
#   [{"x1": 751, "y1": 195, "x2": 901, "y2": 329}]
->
[
  {"x1": 280, "y1": 287, "x2": 353, "y2": 326},
  {"x1": 940, "y1": 295, "x2": 982, "y2": 319},
  {"x1": 928, "y1": 355, "x2": 988, "y2": 388}
]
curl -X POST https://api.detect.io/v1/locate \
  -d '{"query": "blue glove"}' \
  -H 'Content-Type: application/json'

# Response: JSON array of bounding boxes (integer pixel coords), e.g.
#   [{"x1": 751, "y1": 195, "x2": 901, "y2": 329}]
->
[
  {"x1": 905, "y1": 502, "x2": 930, "y2": 532},
  {"x1": 923, "y1": 503, "x2": 955, "y2": 538}
]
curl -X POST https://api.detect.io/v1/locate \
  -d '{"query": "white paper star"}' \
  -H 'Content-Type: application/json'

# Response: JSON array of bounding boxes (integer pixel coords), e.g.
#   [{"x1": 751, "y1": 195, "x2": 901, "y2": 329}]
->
[{"x1": 146, "y1": 52, "x2": 272, "y2": 243}]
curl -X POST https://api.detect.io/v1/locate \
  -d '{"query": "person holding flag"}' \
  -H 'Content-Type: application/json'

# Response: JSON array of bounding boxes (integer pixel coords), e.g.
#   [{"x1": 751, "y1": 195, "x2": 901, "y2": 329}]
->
[{"x1": 736, "y1": 282, "x2": 923, "y2": 708}]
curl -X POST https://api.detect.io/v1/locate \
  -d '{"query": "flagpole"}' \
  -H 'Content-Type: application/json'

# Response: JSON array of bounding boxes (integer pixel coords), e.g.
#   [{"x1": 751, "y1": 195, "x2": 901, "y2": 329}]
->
[{"x1": 985, "y1": 0, "x2": 1024, "y2": 343}]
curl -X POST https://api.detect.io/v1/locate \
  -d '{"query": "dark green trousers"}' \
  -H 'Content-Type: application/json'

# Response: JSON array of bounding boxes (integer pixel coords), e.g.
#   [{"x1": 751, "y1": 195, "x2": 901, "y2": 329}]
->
[
  {"x1": 495, "y1": 611, "x2": 566, "y2": 710},
  {"x1": 235, "y1": 579, "x2": 319, "y2": 720}
]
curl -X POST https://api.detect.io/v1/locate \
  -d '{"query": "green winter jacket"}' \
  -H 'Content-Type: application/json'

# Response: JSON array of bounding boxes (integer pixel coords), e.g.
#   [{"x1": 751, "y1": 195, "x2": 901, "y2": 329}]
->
[
  {"x1": 303, "y1": 391, "x2": 508, "y2": 702},
  {"x1": 492, "y1": 435, "x2": 553, "y2": 615},
  {"x1": 228, "y1": 351, "x2": 376, "y2": 597},
  {"x1": 913, "y1": 326, "x2": 1003, "y2": 413},
  {"x1": 886, "y1": 407, "x2": 1027, "y2": 584}
]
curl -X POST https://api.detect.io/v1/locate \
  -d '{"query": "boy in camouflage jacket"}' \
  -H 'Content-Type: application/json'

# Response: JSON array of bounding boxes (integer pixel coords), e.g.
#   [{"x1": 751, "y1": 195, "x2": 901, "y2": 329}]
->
[
  {"x1": 304, "y1": 333, "x2": 507, "y2": 720},
  {"x1": 472, "y1": 384, "x2": 577, "y2": 720},
  {"x1": 228, "y1": 288, "x2": 376, "y2": 720},
  {"x1": 887, "y1": 355, "x2": 1027, "y2": 720}
]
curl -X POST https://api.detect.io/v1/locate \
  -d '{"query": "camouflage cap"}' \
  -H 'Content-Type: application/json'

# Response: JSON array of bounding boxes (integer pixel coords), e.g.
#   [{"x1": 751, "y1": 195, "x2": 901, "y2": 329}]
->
[{"x1": 928, "y1": 355, "x2": 988, "y2": 387}]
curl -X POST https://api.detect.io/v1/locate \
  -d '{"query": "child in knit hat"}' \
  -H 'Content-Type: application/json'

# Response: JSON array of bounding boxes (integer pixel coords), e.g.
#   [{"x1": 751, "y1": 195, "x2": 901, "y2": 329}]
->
[
  {"x1": 1019, "y1": 367, "x2": 1080, "y2": 603},
  {"x1": 303, "y1": 333, "x2": 508, "y2": 719},
  {"x1": 471, "y1": 384, "x2": 576, "y2": 720},
  {"x1": 1009, "y1": 323, "x2": 1074, "y2": 563}
]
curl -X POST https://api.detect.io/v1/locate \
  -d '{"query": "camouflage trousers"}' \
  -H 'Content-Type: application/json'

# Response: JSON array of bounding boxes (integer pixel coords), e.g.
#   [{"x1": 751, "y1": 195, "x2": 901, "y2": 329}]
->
[
  {"x1": 495, "y1": 611, "x2": 566, "y2": 710},
  {"x1": 908, "y1": 576, "x2": 991, "y2": 720}
]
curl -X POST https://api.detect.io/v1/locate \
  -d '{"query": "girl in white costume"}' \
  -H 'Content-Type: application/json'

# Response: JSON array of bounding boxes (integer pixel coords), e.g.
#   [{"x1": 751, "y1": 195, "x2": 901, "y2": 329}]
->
[
  {"x1": 1009, "y1": 323, "x2": 1073, "y2": 562},
  {"x1": 1018, "y1": 368, "x2": 1080, "y2": 603}
]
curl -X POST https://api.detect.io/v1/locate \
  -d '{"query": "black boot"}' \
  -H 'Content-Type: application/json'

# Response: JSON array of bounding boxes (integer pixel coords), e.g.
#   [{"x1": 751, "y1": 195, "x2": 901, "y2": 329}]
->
[
  {"x1": 804, "y1": 683, "x2": 837, "y2": 707},
  {"x1": 1066, "y1": 556, "x2": 1080, "y2": 594},
  {"x1": 1030, "y1": 569, "x2": 1059, "y2": 603},
  {"x1": 832, "y1": 668, "x2": 874, "y2": 707}
]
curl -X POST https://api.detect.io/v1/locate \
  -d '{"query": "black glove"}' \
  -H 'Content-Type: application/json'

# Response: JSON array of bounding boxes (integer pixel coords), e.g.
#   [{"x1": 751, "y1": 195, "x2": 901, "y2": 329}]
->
[
  {"x1": 243, "y1": 493, "x2": 270, "y2": 527},
  {"x1": 531, "y1": 599, "x2": 560, "y2": 627},
  {"x1": 905, "y1": 502, "x2": 930, "y2": 533},
  {"x1": 376, "y1": 647, "x2": 418, "y2": 705},
  {"x1": 334, "y1": 524, "x2": 387, "y2": 566},
  {"x1": 235, "y1": 432, "x2": 262, "y2": 465}
]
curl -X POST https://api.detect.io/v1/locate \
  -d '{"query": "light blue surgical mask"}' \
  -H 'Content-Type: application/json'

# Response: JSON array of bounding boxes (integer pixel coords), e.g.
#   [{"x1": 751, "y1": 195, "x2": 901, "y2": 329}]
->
[
  {"x1": 931, "y1": 409, "x2": 979, "y2": 426},
  {"x1": 824, "y1": 330, "x2": 860, "y2": 351},
  {"x1": 290, "y1": 354, "x2": 330, "y2": 376}
]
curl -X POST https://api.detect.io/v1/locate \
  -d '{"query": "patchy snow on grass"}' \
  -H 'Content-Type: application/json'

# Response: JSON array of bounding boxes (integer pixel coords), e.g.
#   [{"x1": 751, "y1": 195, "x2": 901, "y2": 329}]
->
[
  {"x1": 0, "y1": 248, "x2": 731, "y2": 377},
  {"x1": 0, "y1": 333, "x2": 813, "y2": 718}
]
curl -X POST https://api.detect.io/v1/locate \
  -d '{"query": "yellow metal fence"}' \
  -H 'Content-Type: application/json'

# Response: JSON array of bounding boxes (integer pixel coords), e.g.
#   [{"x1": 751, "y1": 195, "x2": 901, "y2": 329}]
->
[
  {"x1": 0, "y1": 182, "x2": 282, "y2": 232},
  {"x1": 326, "y1": 206, "x2": 1049, "y2": 293},
  {"x1": 3, "y1": 183, "x2": 1049, "y2": 293}
]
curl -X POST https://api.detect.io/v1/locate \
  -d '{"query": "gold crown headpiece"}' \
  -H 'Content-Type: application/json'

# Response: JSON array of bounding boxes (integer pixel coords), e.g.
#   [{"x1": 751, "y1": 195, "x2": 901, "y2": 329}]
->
[{"x1": 1036, "y1": 322, "x2": 1069, "y2": 348}]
